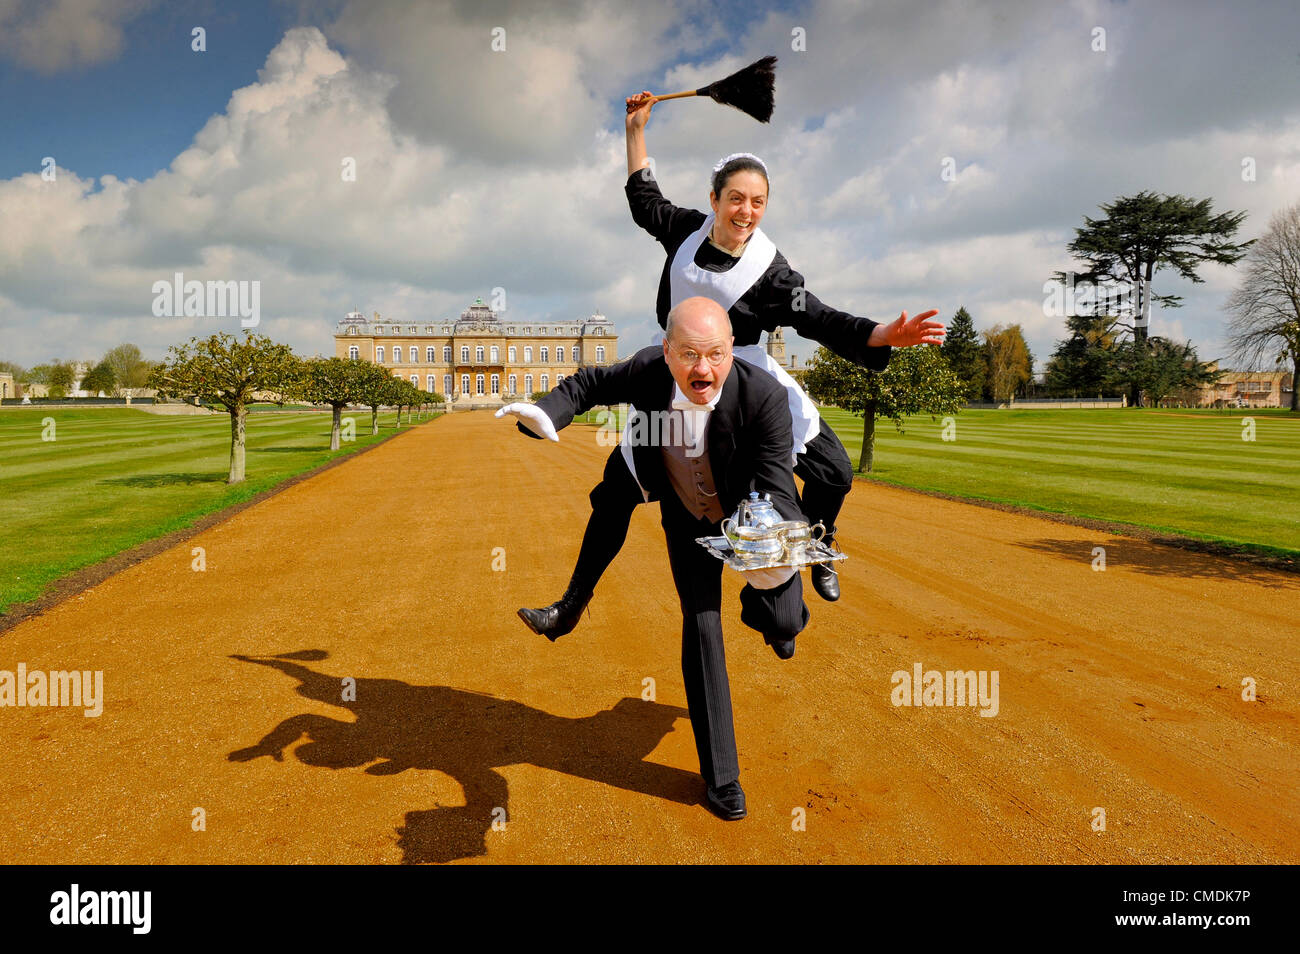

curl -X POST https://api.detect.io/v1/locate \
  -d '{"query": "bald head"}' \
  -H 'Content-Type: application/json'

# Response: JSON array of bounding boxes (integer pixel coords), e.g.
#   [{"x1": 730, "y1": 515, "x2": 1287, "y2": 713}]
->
[
  {"x1": 663, "y1": 297, "x2": 735, "y2": 405},
  {"x1": 665, "y1": 297, "x2": 732, "y2": 343}
]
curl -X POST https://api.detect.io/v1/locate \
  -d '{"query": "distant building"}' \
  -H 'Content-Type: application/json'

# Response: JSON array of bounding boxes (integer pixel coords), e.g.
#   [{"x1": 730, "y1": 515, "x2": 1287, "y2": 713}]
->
[
  {"x1": 1191, "y1": 364, "x2": 1293, "y2": 408},
  {"x1": 765, "y1": 326, "x2": 787, "y2": 364},
  {"x1": 0, "y1": 372, "x2": 13, "y2": 401},
  {"x1": 333, "y1": 298, "x2": 618, "y2": 405}
]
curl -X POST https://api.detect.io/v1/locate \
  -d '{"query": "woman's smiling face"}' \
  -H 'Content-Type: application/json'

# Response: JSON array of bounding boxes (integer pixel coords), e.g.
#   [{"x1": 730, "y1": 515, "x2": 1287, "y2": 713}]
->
[{"x1": 709, "y1": 170, "x2": 768, "y2": 250}]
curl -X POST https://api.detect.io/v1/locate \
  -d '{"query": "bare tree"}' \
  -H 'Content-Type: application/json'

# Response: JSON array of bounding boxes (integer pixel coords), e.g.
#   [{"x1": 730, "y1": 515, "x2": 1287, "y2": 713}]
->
[{"x1": 1226, "y1": 202, "x2": 1300, "y2": 411}]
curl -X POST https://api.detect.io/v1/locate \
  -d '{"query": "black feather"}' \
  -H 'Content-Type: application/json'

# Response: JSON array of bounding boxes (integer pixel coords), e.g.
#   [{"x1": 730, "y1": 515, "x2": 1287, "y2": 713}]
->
[{"x1": 695, "y1": 55, "x2": 777, "y2": 123}]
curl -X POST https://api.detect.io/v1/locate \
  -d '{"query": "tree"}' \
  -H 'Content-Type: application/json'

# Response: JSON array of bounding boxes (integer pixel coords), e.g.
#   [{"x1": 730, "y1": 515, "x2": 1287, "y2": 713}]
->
[
  {"x1": 294, "y1": 357, "x2": 371, "y2": 450},
  {"x1": 1226, "y1": 201, "x2": 1300, "y2": 411},
  {"x1": 147, "y1": 332, "x2": 299, "y2": 484},
  {"x1": 47, "y1": 361, "x2": 76, "y2": 399},
  {"x1": 80, "y1": 361, "x2": 117, "y2": 397},
  {"x1": 1112, "y1": 336, "x2": 1220, "y2": 406},
  {"x1": 803, "y1": 345, "x2": 964, "y2": 473},
  {"x1": 103, "y1": 343, "x2": 153, "y2": 394},
  {"x1": 983, "y1": 325, "x2": 1033, "y2": 402},
  {"x1": 939, "y1": 306, "x2": 987, "y2": 401},
  {"x1": 1043, "y1": 314, "x2": 1120, "y2": 396},
  {"x1": 1053, "y1": 191, "x2": 1252, "y2": 404},
  {"x1": 23, "y1": 363, "x2": 51, "y2": 384},
  {"x1": 352, "y1": 363, "x2": 395, "y2": 435},
  {"x1": 383, "y1": 376, "x2": 412, "y2": 426}
]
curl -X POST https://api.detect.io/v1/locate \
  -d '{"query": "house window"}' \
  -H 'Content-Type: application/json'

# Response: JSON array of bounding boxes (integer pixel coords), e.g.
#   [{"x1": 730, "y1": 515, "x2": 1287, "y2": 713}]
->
[
  {"x1": 476, "y1": 346, "x2": 485, "y2": 363},
  {"x1": 348, "y1": 346, "x2": 359, "y2": 359},
  {"x1": 376, "y1": 347, "x2": 385, "y2": 363},
  {"x1": 427, "y1": 374, "x2": 435, "y2": 390},
  {"x1": 540, "y1": 347, "x2": 549, "y2": 363},
  {"x1": 460, "y1": 374, "x2": 470, "y2": 394},
  {"x1": 540, "y1": 374, "x2": 549, "y2": 391},
  {"x1": 523, "y1": 326, "x2": 531, "y2": 334},
  {"x1": 426, "y1": 347, "x2": 436, "y2": 362},
  {"x1": 443, "y1": 375, "x2": 451, "y2": 396},
  {"x1": 556, "y1": 374, "x2": 564, "y2": 384},
  {"x1": 460, "y1": 346, "x2": 469, "y2": 362},
  {"x1": 524, "y1": 347, "x2": 533, "y2": 362},
  {"x1": 525, "y1": 374, "x2": 533, "y2": 394},
  {"x1": 553, "y1": 327, "x2": 561, "y2": 334},
  {"x1": 508, "y1": 346, "x2": 517, "y2": 362},
  {"x1": 410, "y1": 374, "x2": 418, "y2": 385},
  {"x1": 595, "y1": 328, "x2": 603, "y2": 336},
  {"x1": 348, "y1": 326, "x2": 357, "y2": 335},
  {"x1": 596, "y1": 346, "x2": 605, "y2": 363},
  {"x1": 556, "y1": 346, "x2": 565, "y2": 363},
  {"x1": 490, "y1": 345, "x2": 499, "y2": 363},
  {"x1": 443, "y1": 325, "x2": 451, "y2": 333},
  {"x1": 475, "y1": 374, "x2": 485, "y2": 395},
  {"x1": 508, "y1": 374, "x2": 517, "y2": 394},
  {"x1": 409, "y1": 347, "x2": 418, "y2": 363},
  {"x1": 490, "y1": 374, "x2": 500, "y2": 394},
  {"x1": 443, "y1": 346, "x2": 452, "y2": 362}
]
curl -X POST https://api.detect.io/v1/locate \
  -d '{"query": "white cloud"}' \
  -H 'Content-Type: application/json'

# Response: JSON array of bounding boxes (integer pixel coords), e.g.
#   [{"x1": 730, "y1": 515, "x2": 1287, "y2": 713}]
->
[
  {"x1": 0, "y1": 0, "x2": 153, "y2": 73},
  {"x1": 3, "y1": 0, "x2": 1300, "y2": 374}
]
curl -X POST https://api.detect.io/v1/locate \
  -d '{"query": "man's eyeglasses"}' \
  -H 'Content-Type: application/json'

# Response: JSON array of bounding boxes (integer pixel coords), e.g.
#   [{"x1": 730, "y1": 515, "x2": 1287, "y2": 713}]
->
[{"x1": 670, "y1": 346, "x2": 730, "y2": 367}]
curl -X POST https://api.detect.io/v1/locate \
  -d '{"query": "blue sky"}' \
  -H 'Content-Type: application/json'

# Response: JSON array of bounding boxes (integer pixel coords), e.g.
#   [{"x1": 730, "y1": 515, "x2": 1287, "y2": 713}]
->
[
  {"x1": 1, "y1": 0, "x2": 1298, "y2": 375},
  {"x1": 0, "y1": 2, "x2": 296, "y2": 183}
]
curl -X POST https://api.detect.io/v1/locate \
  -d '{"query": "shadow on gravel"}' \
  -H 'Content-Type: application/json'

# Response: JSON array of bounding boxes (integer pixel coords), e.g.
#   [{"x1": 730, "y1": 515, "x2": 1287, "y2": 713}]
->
[
  {"x1": 1016, "y1": 537, "x2": 1300, "y2": 586},
  {"x1": 100, "y1": 472, "x2": 228, "y2": 487},
  {"x1": 227, "y1": 650, "x2": 698, "y2": 864}
]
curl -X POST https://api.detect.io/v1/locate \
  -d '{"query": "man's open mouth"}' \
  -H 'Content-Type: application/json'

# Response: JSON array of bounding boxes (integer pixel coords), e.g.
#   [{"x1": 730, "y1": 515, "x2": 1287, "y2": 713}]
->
[{"x1": 690, "y1": 380, "x2": 711, "y2": 392}]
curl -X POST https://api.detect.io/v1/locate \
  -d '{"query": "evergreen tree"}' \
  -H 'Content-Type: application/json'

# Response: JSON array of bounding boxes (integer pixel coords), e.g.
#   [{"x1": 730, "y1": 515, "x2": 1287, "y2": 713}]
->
[{"x1": 940, "y1": 306, "x2": 987, "y2": 401}]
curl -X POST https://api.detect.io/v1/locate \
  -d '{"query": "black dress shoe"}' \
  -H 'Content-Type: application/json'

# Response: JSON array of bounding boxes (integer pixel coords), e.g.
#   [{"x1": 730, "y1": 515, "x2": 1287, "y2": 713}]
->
[
  {"x1": 517, "y1": 584, "x2": 593, "y2": 641},
  {"x1": 811, "y1": 561, "x2": 840, "y2": 602},
  {"x1": 706, "y1": 780, "x2": 747, "y2": 820}
]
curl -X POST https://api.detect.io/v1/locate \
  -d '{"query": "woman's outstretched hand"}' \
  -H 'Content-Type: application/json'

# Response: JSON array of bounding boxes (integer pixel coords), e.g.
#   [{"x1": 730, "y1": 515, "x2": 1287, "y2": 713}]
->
[
  {"x1": 625, "y1": 90, "x2": 655, "y2": 130},
  {"x1": 869, "y1": 309, "x2": 946, "y2": 347}
]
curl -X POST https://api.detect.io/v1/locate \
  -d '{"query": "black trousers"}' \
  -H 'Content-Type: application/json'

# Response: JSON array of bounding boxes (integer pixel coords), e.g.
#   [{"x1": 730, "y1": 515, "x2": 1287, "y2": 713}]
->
[
  {"x1": 659, "y1": 491, "x2": 809, "y2": 788},
  {"x1": 567, "y1": 419, "x2": 854, "y2": 595}
]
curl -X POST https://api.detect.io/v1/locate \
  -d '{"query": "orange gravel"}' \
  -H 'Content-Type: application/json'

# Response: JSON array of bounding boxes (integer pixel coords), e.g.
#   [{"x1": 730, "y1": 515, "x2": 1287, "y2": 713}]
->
[{"x1": 1, "y1": 411, "x2": 1296, "y2": 864}]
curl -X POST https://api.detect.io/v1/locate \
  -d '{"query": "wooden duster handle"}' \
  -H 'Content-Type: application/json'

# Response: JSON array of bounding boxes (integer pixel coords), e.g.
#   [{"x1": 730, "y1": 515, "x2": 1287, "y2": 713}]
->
[{"x1": 626, "y1": 89, "x2": 696, "y2": 113}]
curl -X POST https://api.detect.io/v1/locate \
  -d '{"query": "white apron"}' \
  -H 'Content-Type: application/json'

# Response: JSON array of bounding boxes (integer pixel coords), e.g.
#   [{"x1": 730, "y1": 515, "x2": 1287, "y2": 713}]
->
[{"x1": 620, "y1": 213, "x2": 821, "y2": 499}]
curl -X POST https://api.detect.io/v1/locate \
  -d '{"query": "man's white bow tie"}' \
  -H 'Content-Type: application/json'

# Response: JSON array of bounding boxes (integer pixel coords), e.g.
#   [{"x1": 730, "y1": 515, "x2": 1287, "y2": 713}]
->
[{"x1": 671, "y1": 398, "x2": 710, "y2": 412}]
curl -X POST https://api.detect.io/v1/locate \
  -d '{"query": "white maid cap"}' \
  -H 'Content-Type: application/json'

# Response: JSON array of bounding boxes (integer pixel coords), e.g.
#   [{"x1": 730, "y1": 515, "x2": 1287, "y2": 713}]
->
[{"x1": 712, "y1": 152, "x2": 768, "y2": 175}]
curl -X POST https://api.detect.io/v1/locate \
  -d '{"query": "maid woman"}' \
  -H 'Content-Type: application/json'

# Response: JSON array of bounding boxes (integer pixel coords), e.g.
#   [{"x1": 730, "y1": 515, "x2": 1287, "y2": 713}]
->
[{"x1": 513, "y1": 90, "x2": 944, "y2": 639}]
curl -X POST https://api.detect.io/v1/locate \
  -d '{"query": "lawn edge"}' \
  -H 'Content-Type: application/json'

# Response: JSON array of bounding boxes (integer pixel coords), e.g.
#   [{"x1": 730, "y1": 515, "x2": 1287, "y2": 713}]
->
[
  {"x1": 0, "y1": 415, "x2": 442, "y2": 634},
  {"x1": 854, "y1": 474, "x2": 1300, "y2": 575}
]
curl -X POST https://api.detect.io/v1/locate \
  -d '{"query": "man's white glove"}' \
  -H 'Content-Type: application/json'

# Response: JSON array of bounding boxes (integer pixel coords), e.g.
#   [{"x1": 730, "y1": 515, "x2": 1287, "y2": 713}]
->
[
  {"x1": 740, "y1": 565, "x2": 797, "y2": 590},
  {"x1": 495, "y1": 403, "x2": 559, "y2": 442}
]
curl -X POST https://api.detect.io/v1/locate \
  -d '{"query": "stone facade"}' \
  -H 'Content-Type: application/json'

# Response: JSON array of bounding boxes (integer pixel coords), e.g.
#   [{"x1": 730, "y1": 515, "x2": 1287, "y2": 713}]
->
[{"x1": 333, "y1": 299, "x2": 618, "y2": 406}]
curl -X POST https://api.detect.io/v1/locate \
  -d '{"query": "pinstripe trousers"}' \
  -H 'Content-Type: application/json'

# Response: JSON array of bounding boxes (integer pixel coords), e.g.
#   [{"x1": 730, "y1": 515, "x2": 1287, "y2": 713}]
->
[{"x1": 660, "y1": 491, "x2": 810, "y2": 789}]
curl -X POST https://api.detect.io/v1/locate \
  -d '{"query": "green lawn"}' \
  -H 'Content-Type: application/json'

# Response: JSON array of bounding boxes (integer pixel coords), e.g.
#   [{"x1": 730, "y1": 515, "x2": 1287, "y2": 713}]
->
[
  {"x1": 817, "y1": 407, "x2": 1299, "y2": 553},
  {"x1": 0, "y1": 407, "x2": 439, "y2": 613}
]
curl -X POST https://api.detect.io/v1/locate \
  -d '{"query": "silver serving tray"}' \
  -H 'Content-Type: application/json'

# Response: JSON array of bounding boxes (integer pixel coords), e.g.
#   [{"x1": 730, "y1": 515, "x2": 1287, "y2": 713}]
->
[{"x1": 695, "y1": 535, "x2": 848, "y2": 572}]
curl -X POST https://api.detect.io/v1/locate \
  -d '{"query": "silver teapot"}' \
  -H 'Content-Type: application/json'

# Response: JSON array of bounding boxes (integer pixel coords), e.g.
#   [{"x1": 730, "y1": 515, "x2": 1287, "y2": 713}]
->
[{"x1": 722, "y1": 491, "x2": 783, "y2": 545}]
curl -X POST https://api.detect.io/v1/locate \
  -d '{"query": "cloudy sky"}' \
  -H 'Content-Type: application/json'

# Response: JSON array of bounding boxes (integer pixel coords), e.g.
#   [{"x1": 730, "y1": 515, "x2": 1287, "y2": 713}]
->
[{"x1": 1, "y1": 0, "x2": 1298, "y2": 372}]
